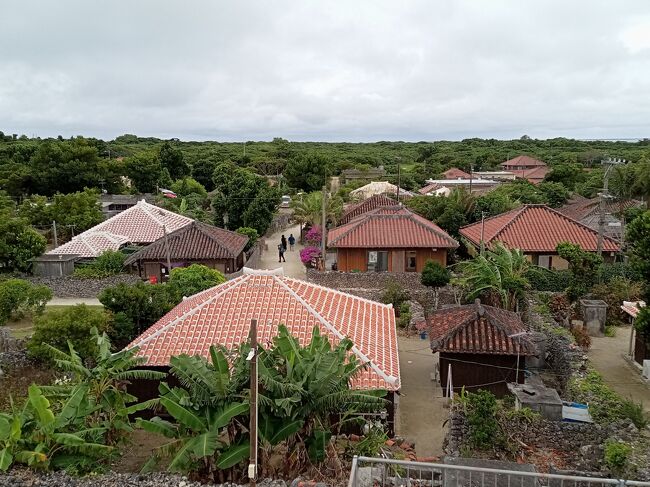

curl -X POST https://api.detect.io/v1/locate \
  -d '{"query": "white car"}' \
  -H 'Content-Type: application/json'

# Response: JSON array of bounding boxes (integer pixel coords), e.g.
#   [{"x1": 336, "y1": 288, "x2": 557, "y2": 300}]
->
[{"x1": 280, "y1": 195, "x2": 292, "y2": 208}]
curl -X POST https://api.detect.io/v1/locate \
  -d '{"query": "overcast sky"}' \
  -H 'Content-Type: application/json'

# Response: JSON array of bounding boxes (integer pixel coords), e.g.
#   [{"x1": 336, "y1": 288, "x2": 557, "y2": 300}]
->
[{"x1": 1, "y1": 1, "x2": 650, "y2": 142}]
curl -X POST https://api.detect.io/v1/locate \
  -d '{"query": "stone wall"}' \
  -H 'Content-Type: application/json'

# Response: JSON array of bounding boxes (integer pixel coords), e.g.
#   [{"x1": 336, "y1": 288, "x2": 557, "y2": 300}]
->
[
  {"x1": 26, "y1": 274, "x2": 141, "y2": 298},
  {"x1": 444, "y1": 410, "x2": 638, "y2": 473},
  {"x1": 306, "y1": 269, "x2": 458, "y2": 311}
]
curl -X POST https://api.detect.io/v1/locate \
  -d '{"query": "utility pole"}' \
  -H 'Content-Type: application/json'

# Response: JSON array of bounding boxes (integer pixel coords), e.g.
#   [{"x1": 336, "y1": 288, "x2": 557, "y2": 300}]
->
[
  {"x1": 247, "y1": 319, "x2": 258, "y2": 487},
  {"x1": 597, "y1": 158, "x2": 626, "y2": 257},
  {"x1": 52, "y1": 221, "x2": 58, "y2": 248},
  {"x1": 479, "y1": 211, "x2": 485, "y2": 255},
  {"x1": 321, "y1": 186, "x2": 327, "y2": 271},
  {"x1": 469, "y1": 164, "x2": 474, "y2": 193},
  {"x1": 396, "y1": 163, "x2": 401, "y2": 203},
  {"x1": 163, "y1": 225, "x2": 172, "y2": 278}
]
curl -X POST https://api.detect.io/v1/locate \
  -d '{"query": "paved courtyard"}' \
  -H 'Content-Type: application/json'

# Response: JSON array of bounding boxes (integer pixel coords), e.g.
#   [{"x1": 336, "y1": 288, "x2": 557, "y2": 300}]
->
[{"x1": 255, "y1": 223, "x2": 306, "y2": 278}]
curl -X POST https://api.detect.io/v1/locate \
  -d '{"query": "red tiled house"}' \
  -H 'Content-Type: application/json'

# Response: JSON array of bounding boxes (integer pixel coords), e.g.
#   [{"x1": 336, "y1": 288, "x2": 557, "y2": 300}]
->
[
  {"x1": 500, "y1": 155, "x2": 549, "y2": 184},
  {"x1": 124, "y1": 221, "x2": 249, "y2": 281},
  {"x1": 47, "y1": 200, "x2": 193, "y2": 259},
  {"x1": 459, "y1": 204, "x2": 621, "y2": 269},
  {"x1": 328, "y1": 206, "x2": 458, "y2": 272},
  {"x1": 428, "y1": 300, "x2": 534, "y2": 397},
  {"x1": 442, "y1": 167, "x2": 471, "y2": 179},
  {"x1": 126, "y1": 268, "x2": 401, "y2": 427},
  {"x1": 339, "y1": 194, "x2": 396, "y2": 225}
]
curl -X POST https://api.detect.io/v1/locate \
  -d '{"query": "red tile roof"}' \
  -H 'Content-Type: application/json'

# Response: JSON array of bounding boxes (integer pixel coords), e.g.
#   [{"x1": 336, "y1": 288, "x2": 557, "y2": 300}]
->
[
  {"x1": 48, "y1": 201, "x2": 193, "y2": 258},
  {"x1": 427, "y1": 301, "x2": 533, "y2": 355},
  {"x1": 418, "y1": 182, "x2": 445, "y2": 195},
  {"x1": 127, "y1": 268, "x2": 400, "y2": 391},
  {"x1": 339, "y1": 194, "x2": 396, "y2": 225},
  {"x1": 558, "y1": 198, "x2": 643, "y2": 222},
  {"x1": 500, "y1": 155, "x2": 547, "y2": 169},
  {"x1": 124, "y1": 221, "x2": 248, "y2": 265},
  {"x1": 442, "y1": 168, "x2": 471, "y2": 179},
  {"x1": 506, "y1": 166, "x2": 549, "y2": 184},
  {"x1": 328, "y1": 206, "x2": 459, "y2": 249},
  {"x1": 459, "y1": 204, "x2": 620, "y2": 253}
]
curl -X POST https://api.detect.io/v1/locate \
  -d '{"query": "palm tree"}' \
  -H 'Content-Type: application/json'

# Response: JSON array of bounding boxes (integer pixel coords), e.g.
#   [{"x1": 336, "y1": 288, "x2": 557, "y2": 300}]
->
[
  {"x1": 291, "y1": 191, "x2": 343, "y2": 231},
  {"x1": 455, "y1": 243, "x2": 530, "y2": 311}
]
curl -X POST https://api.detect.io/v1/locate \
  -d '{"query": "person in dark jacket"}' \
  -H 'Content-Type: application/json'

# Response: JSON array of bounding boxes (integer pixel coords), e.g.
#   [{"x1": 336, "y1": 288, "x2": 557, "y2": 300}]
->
[
  {"x1": 281, "y1": 235, "x2": 287, "y2": 251},
  {"x1": 288, "y1": 234, "x2": 296, "y2": 251}
]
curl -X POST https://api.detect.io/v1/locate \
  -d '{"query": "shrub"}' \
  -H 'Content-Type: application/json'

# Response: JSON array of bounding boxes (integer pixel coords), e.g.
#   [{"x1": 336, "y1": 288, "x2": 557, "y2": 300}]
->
[
  {"x1": 28, "y1": 304, "x2": 110, "y2": 362},
  {"x1": 571, "y1": 326, "x2": 592, "y2": 349},
  {"x1": 598, "y1": 262, "x2": 644, "y2": 283},
  {"x1": 421, "y1": 260, "x2": 451, "y2": 309},
  {"x1": 634, "y1": 307, "x2": 650, "y2": 337},
  {"x1": 300, "y1": 246, "x2": 321, "y2": 267},
  {"x1": 621, "y1": 399, "x2": 648, "y2": 429},
  {"x1": 167, "y1": 264, "x2": 225, "y2": 300},
  {"x1": 235, "y1": 227, "x2": 259, "y2": 251},
  {"x1": 465, "y1": 390, "x2": 500, "y2": 449},
  {"x1": 525, "y1": 266, "x2": 571, "y2": 292},
  {"x1": 548, "y1": 293, "x2": 571, "y2": 324},
  {"x1": 108, "y1": 311, "x2": 137, "y2": 349},
  {"x1": 99, "y1": 281, "x2": 174, "y2": 339},
  {"x1": 304, "y1": 225, "x2": 322, "y2": 246},
  {"x1": 0, "y1": 278, "x2": 52, "y2": 325},
  {"x1": 380, "y1": 280, "x2": 410, "y2": 310},
  {"x1": 592, "y1": 277, "x2": 643, "y2": 327},
  {"x1": 397, "y1": 302, "x2": 412, "y2": 328},
  {"x1": 74, "y1": 250, "x2": 126, "y2": 278},
  {"x1": 604, "y1": 440, "x2": 632, "y2": 476}
]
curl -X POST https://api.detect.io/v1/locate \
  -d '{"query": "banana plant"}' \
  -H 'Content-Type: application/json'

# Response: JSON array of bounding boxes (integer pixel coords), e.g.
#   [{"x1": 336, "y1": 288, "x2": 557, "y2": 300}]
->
[
  {"x1": 40, "y1": 327, "x2": 165, "y2": 446},
  {"x1": 137, "y1": 346, "x2": 250, "y2": 479},
  {"x1": 0, "y1": 385, "x2": 112, "y2": 472}
]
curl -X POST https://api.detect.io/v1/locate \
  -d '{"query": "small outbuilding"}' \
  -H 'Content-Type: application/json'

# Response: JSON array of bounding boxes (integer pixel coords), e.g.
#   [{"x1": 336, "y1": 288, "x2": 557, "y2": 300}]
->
[
  {"x1": 124, "y1": 221, "x2": 249, "y2": 281},
  {"x1": 427, "y1": 299, "x2": 534, "y2": 397},
  {"x1": 31, "y1": 254, "x2": 79, "y2": 277}
]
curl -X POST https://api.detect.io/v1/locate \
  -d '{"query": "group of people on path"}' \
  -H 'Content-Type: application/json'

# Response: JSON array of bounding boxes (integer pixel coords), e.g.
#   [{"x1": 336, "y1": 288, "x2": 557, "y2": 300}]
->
[{"x1": 278, "y1": 233, "x2": 296, "y2": 262}]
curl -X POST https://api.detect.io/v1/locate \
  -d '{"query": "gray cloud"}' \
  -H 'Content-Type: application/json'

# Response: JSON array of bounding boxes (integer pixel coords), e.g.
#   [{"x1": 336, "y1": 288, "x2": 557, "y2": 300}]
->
[{"x1": 1, "y1": 0, "x2": 649, "y2": 141}]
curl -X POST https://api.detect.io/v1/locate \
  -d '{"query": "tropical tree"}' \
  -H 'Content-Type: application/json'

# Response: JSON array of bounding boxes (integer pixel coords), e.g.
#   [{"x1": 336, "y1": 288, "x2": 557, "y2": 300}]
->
[
  {"x1": 41, "y1": 328, "x2": 165, "y2": 446},
  {"x1": 167, "y1": 264, "x2": 226, "y2": 301},
  {"x1": 291, "y1": 191, "x2": 343, "y2": 229},
  {"x1": 556, "y1": 242, "x2": 603, "y2": 301},
  {"x1": 137, "y1": 347, "x2": 251, "y2": 479},
  {"x1": 0, "y1": 217, "x2": 47, "y2": 272},
  {"x1": 421, "y1": 260, "x2": 451, "y2": 310},
  {"x1": 455, "y1": 243, "x2": 530, "y2": 311}
]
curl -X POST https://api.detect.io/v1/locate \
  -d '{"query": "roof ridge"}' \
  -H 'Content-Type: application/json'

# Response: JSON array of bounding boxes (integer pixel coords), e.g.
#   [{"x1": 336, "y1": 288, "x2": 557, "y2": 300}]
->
[
  {"x1": 272, "y1": 275, "x2": 398, "y2": 387},
  {"x1": 193, "y1": 221, "x2": 237, "y2": 257},
  {"x1": 405, "y1": 212, "x2": 459, "y2": 247},
  {"x1": 128, "y1": 274, "x2": 251, "y2": 350}
]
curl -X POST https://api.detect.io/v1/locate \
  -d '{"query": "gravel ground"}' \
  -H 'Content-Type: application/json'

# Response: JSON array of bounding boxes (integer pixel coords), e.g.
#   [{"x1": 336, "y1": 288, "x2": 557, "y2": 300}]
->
[{"x1": 0, "y1": 470, "x2": 290, "y2": 487}]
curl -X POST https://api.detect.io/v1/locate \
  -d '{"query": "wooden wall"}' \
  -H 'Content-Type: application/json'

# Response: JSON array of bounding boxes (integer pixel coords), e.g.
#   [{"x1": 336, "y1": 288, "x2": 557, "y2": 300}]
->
[
  {"x1": 335, "y1": 248, "x2": 447, "y2": 272},
  {"x1": 439, "y1": 352, "x2": 525, "y2": 398}
]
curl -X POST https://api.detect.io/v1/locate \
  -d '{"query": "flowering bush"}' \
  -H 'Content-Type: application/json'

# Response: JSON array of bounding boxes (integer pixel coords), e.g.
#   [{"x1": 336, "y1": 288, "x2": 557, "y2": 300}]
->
[
  {"x1": 304, "y1": 225, "x2": 322, "y2": 246},
  {"x1": 300, "y1": 246, "x2": 321, "y2": 267}
]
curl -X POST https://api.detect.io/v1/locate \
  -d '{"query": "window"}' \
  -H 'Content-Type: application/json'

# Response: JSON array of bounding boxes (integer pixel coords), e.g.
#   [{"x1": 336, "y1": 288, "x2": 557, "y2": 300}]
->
[
  {"x1": 406, "y1": 251, "x2": 417, "y2": 271},
  {"x1": 368, "y1": 251, "x2": 388, "y2": 272},
  {"x1": 537, "y1": 255, "x2": 551, "y2": 269}
]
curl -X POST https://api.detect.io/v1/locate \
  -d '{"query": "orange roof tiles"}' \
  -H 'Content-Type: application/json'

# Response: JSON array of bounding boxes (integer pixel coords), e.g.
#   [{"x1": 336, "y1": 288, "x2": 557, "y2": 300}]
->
[
  {"x1": 428, "y1": 301, "x2": 533, "y2": 355},
  {"x1": 127, "y1": 268, "x2": 400, "y2": 391},
  {"x1": 339, "y1": 194, "x2": 396, "y2": 225},
  {"x1": 48, "y1": 201, "x2": 193, "y2": 258},
  {"x1": 501, "y1": 155, "x2": 547, "y2": 168},
  {"x1": 442, "y1": 168, "x2": 471, "y2": 179},
  {"x1": 328, "y1": 206, "x2": 459, "y2": 249},
  {"x1": 459, "y1": 204, "x2": 620, "y2": 253}
]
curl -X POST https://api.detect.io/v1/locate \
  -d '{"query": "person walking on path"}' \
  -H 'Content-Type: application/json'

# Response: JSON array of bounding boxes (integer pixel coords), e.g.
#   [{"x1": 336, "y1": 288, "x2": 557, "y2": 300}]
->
[
  {"x1": 288, "y1": 234, "x2": 296, "y2": 251},
  {"x1": 281, "y1": 234, "x2": 287, "y2": 251},
  {"x1": 278, "y1": 243, "x2": 286, "y2": 262}
]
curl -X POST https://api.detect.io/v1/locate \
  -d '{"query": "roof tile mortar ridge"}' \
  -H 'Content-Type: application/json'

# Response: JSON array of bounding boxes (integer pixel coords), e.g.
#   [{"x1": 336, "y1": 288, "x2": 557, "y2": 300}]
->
[
  {"x1": 136, "y1": 200, "x2": 173, "y2": 227},
  {"x1": 194, "y1": 222, "x2": 236, "y2": 257},
  {"x1": 272, "y1": 275, "x2": 398, "y2": 387},
  {"x1": 127, "y1": 274, "x2": 252, "y2": 350},
  {"x1": 328, "y1": 217, "x2": 369, "y2": 246},
  {"x1": 459, "y1": 206, "x2": 522, "y2": 232}
]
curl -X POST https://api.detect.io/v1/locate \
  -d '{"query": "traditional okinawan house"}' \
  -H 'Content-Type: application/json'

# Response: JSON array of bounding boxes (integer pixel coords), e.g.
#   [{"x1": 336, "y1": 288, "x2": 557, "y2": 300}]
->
[
  {"x1": 557, "y1": 197, "x2": 645, "y2": 242},
  {"x1": 126, "y1": 268, "x2": 401, "y2": 430},
  {"x1": 339, "y1": 194, "x2": 396, "y2": 225},
  {"x1": 499, "y1": 155, "x2": 549, "y2": 184},
  {"x1": 441, "y1": 167, "x2": 471, "y2": 179},
  {"x1": 46, "y1": 200, "x2": 193, "y2": 260},
  {"x1": 427, "y1": 299, "x2": 534, "y2": 397},
  {"x1": 328, "y1": 206, "x2": 458, "y2": 272},
  {"x1": 123, "y1": 221, "x2": 249, "y2": 282},
  {"x1": 621, "y1": 301, "x2": 649, "y2": 366},
  {"x1": 459, "y1": 204, "x2": 621, "y2": 269},
  {"x1": 349, "y1": 181, "x2": 414, "y2": 201}
]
